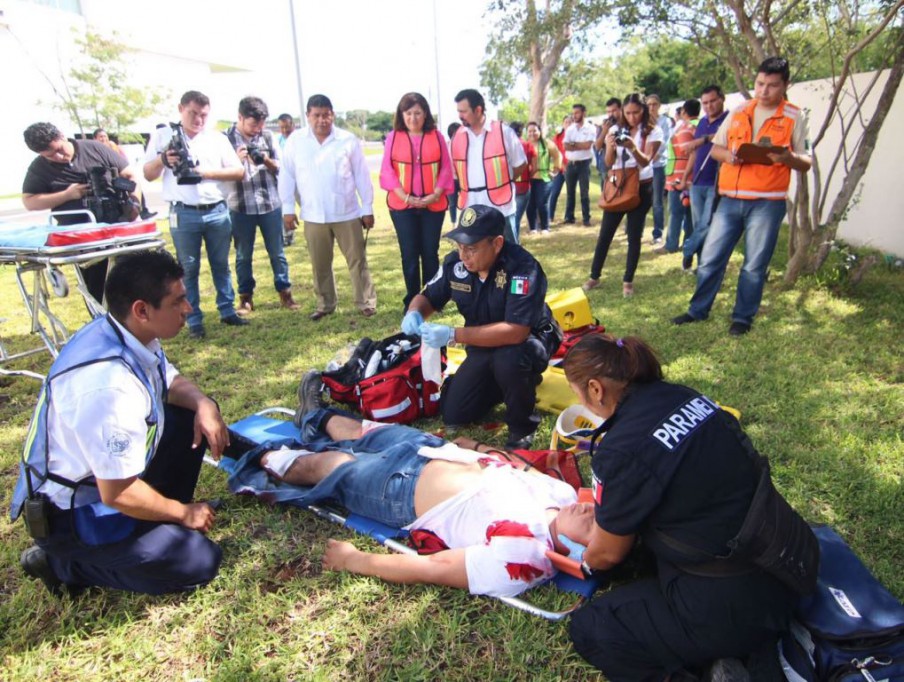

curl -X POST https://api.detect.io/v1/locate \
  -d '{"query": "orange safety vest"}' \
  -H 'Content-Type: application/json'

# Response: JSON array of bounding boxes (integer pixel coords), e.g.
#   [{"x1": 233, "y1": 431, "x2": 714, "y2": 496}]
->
[
  {"x1": 718, "y1": 99, "x2": 800, "y2": 200},
  {"x1": 387, "y1": 130, "x2": 449, "y2": 212},
  {"x1": 450, "y1": 121, "x2": 513, "y2": 210}
]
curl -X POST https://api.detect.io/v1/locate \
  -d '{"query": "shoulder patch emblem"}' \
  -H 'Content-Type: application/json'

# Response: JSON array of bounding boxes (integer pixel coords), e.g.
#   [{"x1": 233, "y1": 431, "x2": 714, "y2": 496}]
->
[
  {"x1": 453, "y1": 262, "x2": 468, "y2": 279},
  {"x1": 106, "y1": 432, "x2": 132, "y2": 456},
  {"x1": 426, "y1": 267, "x2": 443, "y2": 286},
  {"x1": 510, "y1": 276, "x2": 529, "y2": 295}
]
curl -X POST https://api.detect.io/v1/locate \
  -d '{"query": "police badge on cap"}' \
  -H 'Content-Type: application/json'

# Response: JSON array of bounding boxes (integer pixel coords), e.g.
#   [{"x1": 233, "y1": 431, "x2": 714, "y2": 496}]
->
[{"x1": 444, "y1": 205, "x2": 506, "y2": 245}]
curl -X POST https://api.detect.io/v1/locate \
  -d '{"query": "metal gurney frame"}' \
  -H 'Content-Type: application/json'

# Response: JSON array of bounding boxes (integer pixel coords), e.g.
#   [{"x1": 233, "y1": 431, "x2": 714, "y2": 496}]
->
[
  {"x1": 0, "y1": 210, "x2": 165, "y2": 364},
  {"x1": 212, "y1": 407, "x2": 605, "y2": 621}
]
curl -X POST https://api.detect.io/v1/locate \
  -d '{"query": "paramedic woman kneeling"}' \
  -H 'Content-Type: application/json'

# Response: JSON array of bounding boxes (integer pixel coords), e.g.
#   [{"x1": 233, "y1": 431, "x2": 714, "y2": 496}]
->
[{"x1": 562, "y1": 334, "x2": 816, "y2": 681}]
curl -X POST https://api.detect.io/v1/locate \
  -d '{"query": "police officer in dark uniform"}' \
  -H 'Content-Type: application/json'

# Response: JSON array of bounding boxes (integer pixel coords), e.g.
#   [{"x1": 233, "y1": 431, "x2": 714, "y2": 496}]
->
[
  {"x1": 560, "y1": 333, "x2": 816, "y2": 681},
  {"x1": 401, "y1": 204, "x2": 561, "y2": 449}
]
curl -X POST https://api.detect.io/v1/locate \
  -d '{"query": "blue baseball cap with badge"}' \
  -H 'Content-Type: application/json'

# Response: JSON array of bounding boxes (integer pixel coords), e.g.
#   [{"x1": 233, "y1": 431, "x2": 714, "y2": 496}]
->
[{"x1": 444, "y1": 205, "x2": 506, "y2": 245}]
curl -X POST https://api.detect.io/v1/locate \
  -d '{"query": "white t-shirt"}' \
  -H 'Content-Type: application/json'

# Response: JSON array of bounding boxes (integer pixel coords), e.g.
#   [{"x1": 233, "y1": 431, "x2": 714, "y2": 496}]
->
[
  {"x1": 43, "y1": 318, "x2": 179, "y2": 509},
  {"x1": 563, "y1": 121, "x2": 597, "y2": 162},
  {"x1": 610, "y1": 126, "x2": 665, "y2": 182},
  {"x1": 145, "y1": 126, "x2": 242, "y2": 205},
  {"x1": 405, "y1": 448, "x2": 578, "y2": 598},
  {"x1": 455, "y1": 122, "x2": 527, "y2": 217}
]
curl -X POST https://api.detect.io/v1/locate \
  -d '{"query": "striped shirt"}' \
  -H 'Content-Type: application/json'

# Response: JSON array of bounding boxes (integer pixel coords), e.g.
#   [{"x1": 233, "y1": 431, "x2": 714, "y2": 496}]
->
[{"x1": 224, "y1": 126, "x2": 280, "y2": 215}]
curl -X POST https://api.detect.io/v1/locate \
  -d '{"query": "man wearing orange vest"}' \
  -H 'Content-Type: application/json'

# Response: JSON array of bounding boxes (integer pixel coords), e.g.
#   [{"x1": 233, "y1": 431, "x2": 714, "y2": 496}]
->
[
  {"x1": 451, "y1": 89, "x2": 527, "y2": 243},
  {"x1": 672, "y1": 57, "x2": 811, "y2": 336}
]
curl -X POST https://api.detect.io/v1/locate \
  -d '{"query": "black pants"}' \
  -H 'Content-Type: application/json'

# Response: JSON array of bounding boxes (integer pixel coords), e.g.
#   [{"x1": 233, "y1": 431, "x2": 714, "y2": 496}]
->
[
  {"x1": 564, "y1": 159, "x2": 592, "y2": 223},
  {"x1": 38, "y1": 405, "x2": 222, "y2": 595},
  {"x1": 440, "y1": 337, "x2": 550, "y2": 439},
  {"x1": 80, "y1": 260, "x2": 109, "y2": 304},
  {"x1": 589, "y1": 181, "x2": 654, "y2": 282},
  {"x1": 568, "y1": 568, "x2": 792, "y2": 681}
]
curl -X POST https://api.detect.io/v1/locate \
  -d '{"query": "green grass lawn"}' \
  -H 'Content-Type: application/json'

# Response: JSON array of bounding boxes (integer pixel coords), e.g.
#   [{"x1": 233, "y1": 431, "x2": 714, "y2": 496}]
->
[{"x1": 1, "y1": 182, "x2": 902, "y2": 681}]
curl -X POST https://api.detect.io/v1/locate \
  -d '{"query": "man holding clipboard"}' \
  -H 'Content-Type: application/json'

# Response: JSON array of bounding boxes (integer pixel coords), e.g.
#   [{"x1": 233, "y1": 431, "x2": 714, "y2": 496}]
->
[{"x1": 672, "y1": 57, "x2": 811, "y2": 336}]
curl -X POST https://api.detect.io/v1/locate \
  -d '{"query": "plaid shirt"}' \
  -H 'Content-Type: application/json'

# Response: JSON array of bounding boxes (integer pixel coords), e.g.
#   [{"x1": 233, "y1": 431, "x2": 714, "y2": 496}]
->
[{"x1": 224, "y1": 125, "x2": 280, "y2": 215}]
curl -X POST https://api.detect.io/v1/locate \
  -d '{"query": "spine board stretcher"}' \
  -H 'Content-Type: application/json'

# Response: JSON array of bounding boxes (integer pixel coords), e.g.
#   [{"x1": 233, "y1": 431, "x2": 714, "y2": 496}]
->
[
  {"x1": 211, "y1": 407, "x2": 607, "y2": 620},
  {"x1": 0, "y1": 213, "x2": 165, "y2": 365}
]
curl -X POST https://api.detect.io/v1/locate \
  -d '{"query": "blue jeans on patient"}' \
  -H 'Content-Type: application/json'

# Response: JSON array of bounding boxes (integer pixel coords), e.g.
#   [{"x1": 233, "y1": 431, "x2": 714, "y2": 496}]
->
[
  {"x1": 169, "y1": 202, "x2": 237, "y2": 328},
  {"x1": 295, "y1": 408, "x2": 443, "y2": 526},
  {"x1": 688, "y1": 197, "x2": 787, "y2": 326},
  {"x1": 231, "y1": 209, "x2": 291, "y2": 295}
]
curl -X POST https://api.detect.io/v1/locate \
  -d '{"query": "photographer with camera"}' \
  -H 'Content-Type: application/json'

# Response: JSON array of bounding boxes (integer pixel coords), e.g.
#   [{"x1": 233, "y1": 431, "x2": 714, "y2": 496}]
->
[
  {"x1": 144, "y1": 90, "x2": 247, "y2": 340},
  {"x1": 225, "y1": 97, "x2": 298, "y2": 313},
  {"x1": 582, "y1": 93, "x2": 663, "y2": 298},
  {"x1": 593, "y1": 98, "x2": 623, "y2": 178},
  {"x1": 21, "y1": 122, "x2": 143, "y2": 305}
]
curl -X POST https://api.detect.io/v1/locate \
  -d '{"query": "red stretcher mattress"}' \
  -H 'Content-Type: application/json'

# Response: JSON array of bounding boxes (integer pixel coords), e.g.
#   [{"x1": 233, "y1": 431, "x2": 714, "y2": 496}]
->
[{"x1": 44, "y1": 219, "x2": 158, "y2": 247}]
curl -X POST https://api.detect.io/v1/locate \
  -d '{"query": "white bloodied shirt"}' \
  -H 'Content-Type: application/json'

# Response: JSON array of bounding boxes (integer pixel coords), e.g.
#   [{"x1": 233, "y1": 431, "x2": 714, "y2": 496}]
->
[
  {"x1": 407, "y1": 446, "x2": 578, "y2": 598},
  {"x1": 42, "y1": 318, "x2": 178, "y2": 509}
]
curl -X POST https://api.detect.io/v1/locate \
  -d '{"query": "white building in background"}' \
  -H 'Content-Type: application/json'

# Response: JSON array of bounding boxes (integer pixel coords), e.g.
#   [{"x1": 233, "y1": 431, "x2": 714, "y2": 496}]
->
[{"x1": 0, "y1": 0, "x2": 298, "y2": 196}]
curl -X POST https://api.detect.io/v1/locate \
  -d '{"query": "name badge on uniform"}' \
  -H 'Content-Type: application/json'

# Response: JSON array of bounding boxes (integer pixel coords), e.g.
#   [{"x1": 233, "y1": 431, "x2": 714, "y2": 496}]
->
[
  {"x1": 510, "y1": 276, "x2": 529, "y2": 295},
  {"x1": 650, "y1": 395, "x2": 719, "y2": 452},
  {"x1": 450, "y1": 282, "x2": 471, "y2": 293}
]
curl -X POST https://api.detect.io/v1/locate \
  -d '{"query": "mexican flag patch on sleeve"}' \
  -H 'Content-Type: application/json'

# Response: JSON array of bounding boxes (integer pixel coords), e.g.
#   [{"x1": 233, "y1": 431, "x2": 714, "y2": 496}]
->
[{"x1": 510, "y1": 276, "x2": 529, "y2": 295}]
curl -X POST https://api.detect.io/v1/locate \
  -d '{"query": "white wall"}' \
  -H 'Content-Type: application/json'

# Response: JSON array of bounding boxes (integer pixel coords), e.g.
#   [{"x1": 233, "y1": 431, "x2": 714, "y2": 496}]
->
[{"x1": 789, "y1": 71, "x2": 904, "y2": 258}]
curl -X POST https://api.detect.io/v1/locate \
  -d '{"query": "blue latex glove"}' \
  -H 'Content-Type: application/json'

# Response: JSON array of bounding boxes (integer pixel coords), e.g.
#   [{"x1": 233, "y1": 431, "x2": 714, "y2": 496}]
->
[
  {"x1": 419, "y1": 322, "x2": 453, "y2": 348},
  {"x1": 558, "y1": 533, "x2": 587, "y2": 559},
  {"x1": 401, "y1": 310, "x2": 424, "y2": 336}
]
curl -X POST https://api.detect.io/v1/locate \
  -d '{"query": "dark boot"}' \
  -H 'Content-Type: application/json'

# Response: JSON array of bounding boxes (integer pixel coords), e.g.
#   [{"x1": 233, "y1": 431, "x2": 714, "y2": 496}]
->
[{"x1": 279, "y1": 288, "x2": 300, "y2": 311}]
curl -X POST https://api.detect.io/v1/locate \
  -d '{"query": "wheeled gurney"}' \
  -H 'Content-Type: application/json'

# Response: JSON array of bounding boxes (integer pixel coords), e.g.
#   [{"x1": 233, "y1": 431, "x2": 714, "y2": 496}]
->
[
  {"x1": 0, "y1": 211, "x2": 164, "y2": 365},
  {"x1": 212, "y1": 407, "x2": 606, "y2": 620}
]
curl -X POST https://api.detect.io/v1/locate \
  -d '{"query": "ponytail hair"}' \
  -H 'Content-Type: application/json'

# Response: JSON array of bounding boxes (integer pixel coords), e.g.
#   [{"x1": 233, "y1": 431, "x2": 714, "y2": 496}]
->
[{"x1": 563, "y1": 333, "x2": 662, "y2": 390}]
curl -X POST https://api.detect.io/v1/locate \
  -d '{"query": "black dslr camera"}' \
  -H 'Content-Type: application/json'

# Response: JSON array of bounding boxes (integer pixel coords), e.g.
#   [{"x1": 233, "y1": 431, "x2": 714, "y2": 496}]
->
[
  {"x1": 163, "y1": 122, "x2": 203, "y2": 185},
  {"x1": 245, "y1": 143, "x2": 267, "y2": 165},
  {"x1": 614, "y1": 127, "x2": 632, "y2": 144},
  {"x1": 84, "y1": 166, "x2": 138, "y2": 223}
]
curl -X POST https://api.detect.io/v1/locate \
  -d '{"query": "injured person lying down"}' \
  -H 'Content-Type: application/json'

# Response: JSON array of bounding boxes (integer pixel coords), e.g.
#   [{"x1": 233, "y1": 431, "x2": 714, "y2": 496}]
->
[{"x1": 227, "y1": 407, "x2": 594, "y2": 598}]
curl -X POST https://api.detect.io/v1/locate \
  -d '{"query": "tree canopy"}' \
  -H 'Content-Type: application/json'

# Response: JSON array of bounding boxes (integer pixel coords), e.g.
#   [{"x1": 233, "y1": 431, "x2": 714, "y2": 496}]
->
[{"x1": 50, "y1": 28, "x2": 166, "y2": 141}]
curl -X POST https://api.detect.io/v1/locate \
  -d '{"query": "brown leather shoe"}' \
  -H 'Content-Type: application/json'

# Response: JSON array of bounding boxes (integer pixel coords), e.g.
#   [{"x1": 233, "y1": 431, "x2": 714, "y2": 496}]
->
[
  {"x1": 279, "y1": 289, "x2": 300, "y2": 311},
  {"x1": 237, "y1": 294, "x2": 253, "y2": 316},
  {"x1": 361, "y1": 307, "x2": 376, "y2": 318}
]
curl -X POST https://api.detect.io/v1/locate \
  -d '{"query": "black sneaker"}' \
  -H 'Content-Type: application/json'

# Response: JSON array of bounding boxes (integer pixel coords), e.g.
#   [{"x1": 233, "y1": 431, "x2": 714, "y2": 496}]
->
[
  {"x1": 20, "y1": 546, "x2": 80, "y2": 598},
  {"x1": 188, "y1": 324, "x2": 206, "y2": 339},
  {"x1": 293, "y1": 370, "x2": 325, "y2": 427},
  {"x1": 728, "y1": 321, "x2": 751, "y2": 336},
  {"x1": 671, "y1": 313, "x2": 699, "y2": 325},
  {"x1": 221, "y1": 314, "x2": 250, "y2": 326},
  {"x1": 505, "y1": 431, "x2": 535, "y2": 451}
]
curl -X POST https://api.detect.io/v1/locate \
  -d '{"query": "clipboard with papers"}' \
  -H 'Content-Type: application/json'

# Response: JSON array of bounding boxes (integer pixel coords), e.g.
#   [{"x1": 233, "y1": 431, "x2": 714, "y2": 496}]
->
[{"x1": 736, "y1": 142, "x2": 786, "y2": 165}]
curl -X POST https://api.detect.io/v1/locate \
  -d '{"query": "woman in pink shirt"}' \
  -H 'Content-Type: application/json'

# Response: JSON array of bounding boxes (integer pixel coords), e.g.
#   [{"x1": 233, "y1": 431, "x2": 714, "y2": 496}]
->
[{"x1": 380, "y1": 93, "x2": 454, "y2": 310}]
